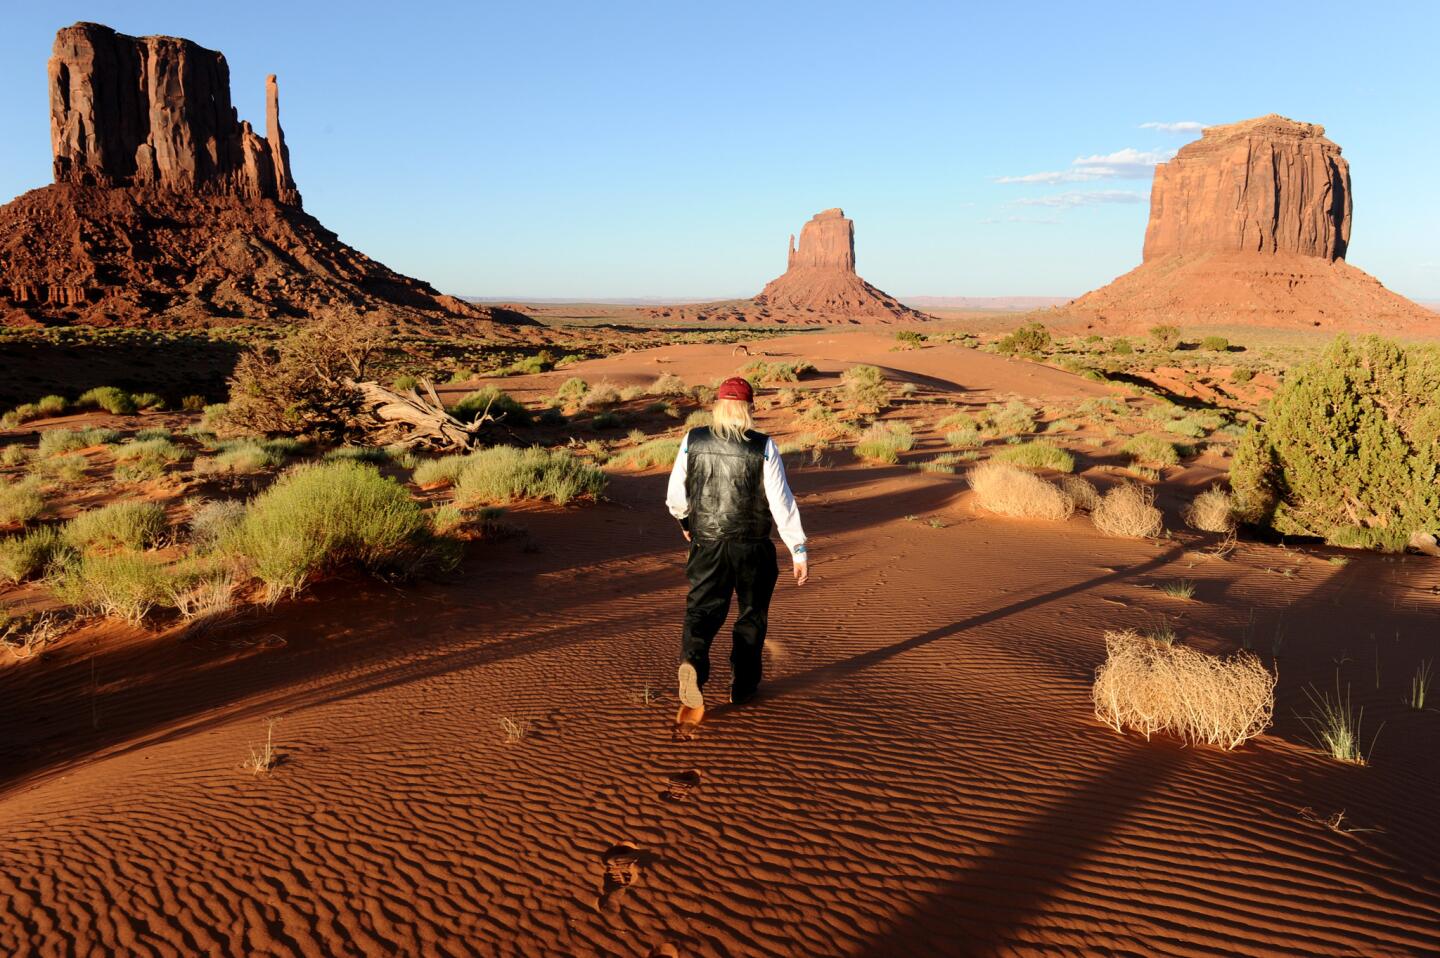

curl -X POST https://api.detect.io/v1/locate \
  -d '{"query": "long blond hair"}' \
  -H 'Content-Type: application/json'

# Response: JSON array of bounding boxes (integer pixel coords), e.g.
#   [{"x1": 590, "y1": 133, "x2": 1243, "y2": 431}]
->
[{"x1": 710, "y1": 397, "x2": 755, "y2": 442}]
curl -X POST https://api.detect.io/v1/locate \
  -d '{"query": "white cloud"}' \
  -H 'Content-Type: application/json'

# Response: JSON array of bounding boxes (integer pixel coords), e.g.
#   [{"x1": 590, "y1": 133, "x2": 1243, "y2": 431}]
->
[
  {"x1": 996, "y1": 147, "x2": 1174, "y2": 184},
  {"x1": 1140, "y1": 121, "x2": 1204, "y2": 134},
  {"x1": 1011, "y1": 190, "x2": 1144, "y2": 208}
]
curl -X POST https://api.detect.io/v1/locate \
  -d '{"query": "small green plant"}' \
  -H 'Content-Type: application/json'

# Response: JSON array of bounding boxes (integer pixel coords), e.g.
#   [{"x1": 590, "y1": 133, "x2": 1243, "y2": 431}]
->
[
  {"x1": 1157, "y1": 580, "x2": 1196, "y2": 600},
  {"x1": 1145, "y1": 616, "x2": 1177, "y2": 645},
  {"x1": 188, "y1": 500, "x2": 247, "y2": 552},
  {"x1": 76, "y1": 386, "x2": 137, "y2": 415},
  {"x1": 36, "y1": 395, "x2": 67, "y2": 416},
  {"x1": 132, "y1": 392, "x2": 165, "y2": 411},
  {"x1": 51, "y1": 552, "x2": 187, "y2": 624},
  {"x1": 554, "y1": 377, "x2": 590, "y2": 406},
  {"x1": 893, "y1": 330, "x2": 926, "y2": 349},
  {"x1": 1409, "y1": 660, "x2": 1433, "y2": 710},
  {"x1": 994, "y1": 441, "x2": 1075, "y2": 473},
  {"x1": 650, "y1": 373, "x2": 687, "y2": 396},
  {"x1": 913, "y1": 453, "x2": 967, "y2": 474},
  {"x1": 853, "y1": 422, "x2": 915, "y2": 464},
  {"x1": 1148, "y1": 325, "x2": 1181, "y2": 351},
  {"x1": 1300, "y1": 678, "x2": 1379, "y2": 765},
  {"x1": 996, "y1": 322, "x2": 1052, "y2": 356},
  {"x1": 1109, "y1": 338, "x2": 1134, "y2": 356},
  {"x1": 181, "y1": 394, "x2": 208, "y2": 412},
  {"x1": 1200, "y1": 335, "x2": 1231, "y2": 352},
  {"x1": 393, "y1": 374, "x2": 419, "y2": 392},
  {"x1": 64, "y1": 500, "x2": 167, "y2": 551},
  {"x1": 1230, "y1": 367, "x2": 1255, "y2": 384},
  {"x1": 452, "y1": 387, "x2": 531, "y2": 425},
  {"x1": 194, "y1": 442, "x2": 282, "y2": 476},
  {"x1": 37, "y1": 427, "x2": 116, "y2": 458},
  {"x1": 0, "y1": 527, "x2": 73, "y2": 583}
]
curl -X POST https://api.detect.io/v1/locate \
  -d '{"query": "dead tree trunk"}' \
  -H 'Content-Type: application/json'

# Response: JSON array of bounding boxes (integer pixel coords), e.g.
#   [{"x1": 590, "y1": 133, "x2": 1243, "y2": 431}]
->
[{"x1": 345, "y1": 379, "x2": 496, "y2": 451}]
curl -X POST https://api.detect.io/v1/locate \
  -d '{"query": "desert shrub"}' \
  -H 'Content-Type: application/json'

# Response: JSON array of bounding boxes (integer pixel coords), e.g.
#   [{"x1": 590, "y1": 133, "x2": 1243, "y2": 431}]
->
[
  {"x1": 683, "y1": 410, "x2": 712, "y2": 431},
  {"x1": 1122, "y1": 433, "x2": 1181, "y2": 467},
  {"x1": 0, "y1": 527, "x2": 73, "y2": 583},
  {"x1": 1231, "y1": 336, "x2": 1440, "y2": 551},
  {"x1": 224, "y1": 313, "x2": 386, "y2": 439},
  {"x1": 1058, "y1": 475, "x2": 1101, "y2": 511},
  {"x1": 76, "y1": 386, "x2": 137, "y2": 415},
  {"x1": 853, "y1": 422, "x2": 915, "y2": 464},
  {"x1": 1091, "y1": 483, "x2": 1164, "y2": 538},
  {"x1": 583, "y1": 382, "x2": 622, "y2": 409},
  {"x1": 36, "y1": 395, "x2": 67, "y2": 416},
  {"x1": 945, "y1": 424, "x2": 982, "y2": 449},
  {"x1": 555, "y1": 377, "x2": 590, "y2": 406},
  {"x1": 651, "y1": 373, "x2": 687, "y2": 396},
  {"x1": 181, "y1": 394, "x2": 208, "y2": 412},
  {"x1": 501, "y1": 352, "x2": 554, "y2": 376},
  {"x1": 1148, "y1": 325, "x2": 1181, "y2": 350},
  {"x1": 230, "y1": 460, "x2": 455, "y2": 600},
  {"x1": 913, "y1": 453, "x2": 969, "y2": 474},
  {"x1": 189, "y1": 500, "x2": 247, "y2": 552},
  {"x1": 64, "y1": 500, "x2": 167, "y2": 551},
  {"x1": 995, "y1": 441, "x2": 1075, "y2": 473},
  {"x1": 967, "y1": 460, "x2": 1074, "y2": 521},
  {"x1": 1184, "y1": 486, "x2": 1237, "y2": 534},
  {"x1": 983, "y1": 400, "x2": 1038, "y2": 436},
  {"x1": 619, "y1": 385, "x2": 647, "y2": 402},
  {"x1": 591, "y1": 412, "x2": 623, "y2": 429},
  {"x1": 608, "y1": 438, "x2": 681, "y2": 471},
  {"x1": 50, "y1": 552, "x2": 184, "y2": 624},
  {"x1": 996, "y1": 322, "x2": 1052, "y2": 356},
  {"x1": 1230, "y1": 367, "x2": 1255, "y2": 384},
  {"x1": 535, "y1": 407, "x2": 567, "y2": 427},
  {"x1": 33, "y1": 454, "x2": 88, "y2": 483},
  {"x1": 0, "y1": 478, "x2": 43, "y2": 525},
  {"x1": 1109, "y1": 338, "x2": 1134, "y2": 356},
  {"x1": 132, "y1": 392, "x2": 165, "y2": 411},
  {"x1": 37, "y1": 427, "x2": 116, "y2": 457},
  {"x1": 1, "y1": 445, "x2": 28, "y2": 467},
  {"x1": 393, "y1": 374, "x2": 419, "y2": 392},
  {"x1": 1200, "y1": 335, "x2": 1230, "y2": 352},
  {"x1": 894, "y1": 330, "x2": 926, "y2": 349},
  {"x1": 412, "y1": 454, "x2": 471, "y2": 488},
  {"x1": 0, "y1": 405, "x2": 39, "y2": 429},
  {"x1": 841, "y1": 365, "x2": 889, "y2": 413},
  {"x1": 452, "y1": 446, "x2": 607, "y2": 506},
  {"x1": 452, "y1": 387, "x2": 531, "y2": 425},
  {"x1": 323, "y1": 446, "x2": 391, "y2": 464},
  {"x1": 114, "y1": 438, "x2": 187, "y2": 465},
  {"x1": 135, "y1": 428, "x2": 173, "y2": 441},
  {"x1": 201, "y1": 403, "x2": 230, "y2": 431},
  {"x1": 1092, "y1": 630, "x2": 1275, "y2": 749}
]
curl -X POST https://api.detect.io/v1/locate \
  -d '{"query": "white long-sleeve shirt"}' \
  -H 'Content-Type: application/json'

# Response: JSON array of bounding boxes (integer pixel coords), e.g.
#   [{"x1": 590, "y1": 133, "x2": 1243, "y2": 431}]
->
[{"x1": 665, "y1": 430, "x2": 808, "y2": 559}]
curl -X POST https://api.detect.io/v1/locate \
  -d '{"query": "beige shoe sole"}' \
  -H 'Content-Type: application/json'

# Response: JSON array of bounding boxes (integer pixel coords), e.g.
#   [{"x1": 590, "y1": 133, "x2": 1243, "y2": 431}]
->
[{"x1": 677, "y1": 662, "x2": 704, "y2": 709}]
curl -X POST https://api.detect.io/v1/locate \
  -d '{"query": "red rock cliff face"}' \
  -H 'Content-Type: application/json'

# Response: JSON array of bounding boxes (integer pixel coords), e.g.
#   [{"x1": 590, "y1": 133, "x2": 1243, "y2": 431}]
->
[
  {"x1": 49, "y1": 22, "x2": 300, "y2": 206},
  {"x1": 1142, "y1": 115, "x2": 1350, "y2": 262},
  {"x1": 787, "y1": 208, "x2": 856, "y2": 272}
]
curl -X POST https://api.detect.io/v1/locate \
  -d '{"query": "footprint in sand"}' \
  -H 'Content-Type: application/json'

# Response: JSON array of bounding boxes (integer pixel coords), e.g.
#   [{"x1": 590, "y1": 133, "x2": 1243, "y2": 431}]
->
[
  {"x1": 663, "y1": 770, "x2": 701, "y2": 802},
  {"x1": 599, "y1": 841, "x2": 641, "y2": 910}
]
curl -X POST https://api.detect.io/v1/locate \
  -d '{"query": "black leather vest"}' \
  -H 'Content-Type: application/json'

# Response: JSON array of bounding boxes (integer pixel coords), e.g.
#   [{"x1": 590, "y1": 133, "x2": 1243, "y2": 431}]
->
[{"x1": 685, "y1": 426, "x2": 771, "y2": 541}]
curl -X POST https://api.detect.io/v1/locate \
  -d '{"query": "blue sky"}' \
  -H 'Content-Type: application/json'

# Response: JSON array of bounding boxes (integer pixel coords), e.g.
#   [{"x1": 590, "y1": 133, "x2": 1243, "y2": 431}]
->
[{"x1": 2, "y1": 1, "x2": 1436, "y2": 300}]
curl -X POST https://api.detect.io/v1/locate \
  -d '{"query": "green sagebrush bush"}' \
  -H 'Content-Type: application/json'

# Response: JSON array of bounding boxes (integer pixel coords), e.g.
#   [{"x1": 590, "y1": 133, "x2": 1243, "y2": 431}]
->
[{"x1": 1232, "y1": 336, "x2": 1440, "y2": 551}]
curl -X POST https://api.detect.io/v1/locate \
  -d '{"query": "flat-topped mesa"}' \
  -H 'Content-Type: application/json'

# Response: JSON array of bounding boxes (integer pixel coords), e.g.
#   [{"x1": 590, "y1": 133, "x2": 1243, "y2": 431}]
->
[
  {"x1": 786, "y1": 208, "x2": 857, "y2": 272},
  {"x1": 1143, "y1": 114, "x2": 1349, "y2": 262},
  {"x1": 48, "y1": 22, "x2": 301, "y2": 206}
]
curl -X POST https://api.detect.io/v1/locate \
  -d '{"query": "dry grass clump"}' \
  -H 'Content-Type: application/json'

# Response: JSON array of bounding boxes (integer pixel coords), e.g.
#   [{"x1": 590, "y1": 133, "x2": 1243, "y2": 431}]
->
[
  {"x1": 452, "y1": 446, "x2": 607, "y2": 506},
  {"x1": 650, "y1": 373, "x2": 687, "y2": 396},
  {"x1": 0, "y1": 610, "x2": 67, "y2": 660},
  {"x1": 412, "y1": 454, "x2": 471, "y2": 488},
  {"x1": 853, "y1": 421, "x2": 915, "y2": 464},
  {"x1": 1122, "y1": 433, "x2": 1182, "y2": 467},
  {"x1": 841, "y1": 364, "x2": 889, "y2": 413},
  {"x1": 188, "y1": 500, "x2": 247, "y2": 552},
  {"x1": 51, "y1": 551, "x2": 181, "y2": 624},
  {"x1": 76, "y1": 386, "x2": 137, "y2": 415},
  {"x1": 453, "y1": 387, "x2": 531, "y2": 425},
  {"x1": 981, "y1": 400, "x2": 1037, "y2": 436},
  {"x1": 582, "y1": 382, "x2": 622, "y2": 409},
  {"x1": 1058, "y1": 475, "x2": 1101, "y2": 511},
  {"x1": 608, "y1": 438, "x2": 680, "y2": 471},
  {"x1": 1184, "y1": 485, "x2": 1237, "y2": 534},
  {"x1": 37, "y1": 427, "x2": 118, "y2": 458},
  {"x1": 967, "y1": 460, "x2": 1074, "y2": 521},
  {"x1": 994, "y1": 440, "x2": 1075, "y2": 473},
  {"x1": 1092, "y1": 630, "x2": 1275, "y2": 750},
  {"x1": 193, "y1": 440, "x2": 284, "y2": 476},
  {"x1": 1092, "y1": 483, "x2": 1164, "y2": 538},
  {"x1": 0, "y1": 527, "x2": 72, "y2": 583}
]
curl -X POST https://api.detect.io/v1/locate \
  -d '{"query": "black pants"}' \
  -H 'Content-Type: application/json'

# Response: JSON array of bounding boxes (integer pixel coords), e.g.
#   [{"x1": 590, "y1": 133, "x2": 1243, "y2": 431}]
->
[{"x1": 681, "y1": 538, "x2": 779, "y2": 696}]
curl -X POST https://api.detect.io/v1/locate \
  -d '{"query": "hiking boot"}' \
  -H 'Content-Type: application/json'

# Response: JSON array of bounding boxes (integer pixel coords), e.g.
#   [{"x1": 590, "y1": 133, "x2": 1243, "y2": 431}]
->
[
  {"x1": 677, "y1": 662, "x2": 704, "y2": 710},
  {"x1": 729, "y1": 686, "x2": 758, "y2": 706}
]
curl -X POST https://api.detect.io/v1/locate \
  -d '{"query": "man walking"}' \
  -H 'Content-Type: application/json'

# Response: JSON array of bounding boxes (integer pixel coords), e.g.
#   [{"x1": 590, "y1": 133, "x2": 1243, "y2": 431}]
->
[{"x1": 665, "y1": 376, "x2": 808, "y2": 738}]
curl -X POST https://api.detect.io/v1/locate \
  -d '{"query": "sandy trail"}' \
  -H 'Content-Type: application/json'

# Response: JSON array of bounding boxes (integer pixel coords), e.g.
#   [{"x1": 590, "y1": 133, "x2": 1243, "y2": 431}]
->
[{"x1": 2, "y1": 335, "x2": 1438, "y2": 957}]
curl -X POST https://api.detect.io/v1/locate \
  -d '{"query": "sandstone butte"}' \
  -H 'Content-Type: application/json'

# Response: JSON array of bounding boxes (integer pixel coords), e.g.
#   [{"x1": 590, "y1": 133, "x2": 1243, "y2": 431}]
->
[
  {"x1": 1, "y1": 22, "x2": 527, "y2": 329},
  {"x1": 1052, "y1": 114, "x2": 1433, "y2": 332},
  {"x1": 647, "y1": 209, "x2": 928, "y2": 325}
]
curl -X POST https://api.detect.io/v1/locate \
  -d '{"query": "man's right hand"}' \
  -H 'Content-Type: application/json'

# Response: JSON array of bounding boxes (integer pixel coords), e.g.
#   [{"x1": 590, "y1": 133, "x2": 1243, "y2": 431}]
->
[{"x1": 793, "y1": 558, "x2": 808, "y2": 586}]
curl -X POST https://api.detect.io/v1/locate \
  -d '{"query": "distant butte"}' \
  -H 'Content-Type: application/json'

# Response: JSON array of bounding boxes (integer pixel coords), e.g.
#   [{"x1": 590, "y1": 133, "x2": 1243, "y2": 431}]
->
[
  {"x1": 1, "y1": 22, "x2": 528, "y2": 329},
  {"x1": 648, "y1": 209, "x2": 928, "y2": 325},
  {"x1": 1052, "y1": 114, "x2": 1432, "y2": 332}
]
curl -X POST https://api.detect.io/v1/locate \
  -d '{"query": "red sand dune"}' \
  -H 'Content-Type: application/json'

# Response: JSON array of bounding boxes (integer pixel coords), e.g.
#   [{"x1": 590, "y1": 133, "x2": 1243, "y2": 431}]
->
[{"x1": 3, "y1": 331, "x2": 1438, "y2": 956}]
